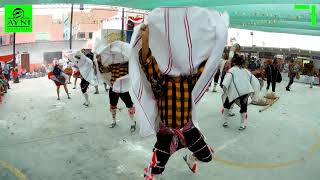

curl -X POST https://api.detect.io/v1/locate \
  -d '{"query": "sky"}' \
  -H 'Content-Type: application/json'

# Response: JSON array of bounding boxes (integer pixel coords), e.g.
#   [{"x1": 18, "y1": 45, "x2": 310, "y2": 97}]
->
[
  {"x1": 228, "y1": 28, "x2": 320, "y2": 51},
  {"x1": 1, "y1": 5, "x2": 320, "y2": 51}
]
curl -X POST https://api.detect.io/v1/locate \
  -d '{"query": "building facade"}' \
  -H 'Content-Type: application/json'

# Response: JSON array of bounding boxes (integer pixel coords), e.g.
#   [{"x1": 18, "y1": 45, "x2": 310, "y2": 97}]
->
[{"x1": 0, "y1": 8, "x2": 117, "y2": 46}]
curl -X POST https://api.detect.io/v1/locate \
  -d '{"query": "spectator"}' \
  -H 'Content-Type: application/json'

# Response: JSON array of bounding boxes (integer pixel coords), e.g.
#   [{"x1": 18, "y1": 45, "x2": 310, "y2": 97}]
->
[
  {"x1": 0, "y1": 68, "x2": 8, "y2": 97},
  {"x1": 304, "y1": 61, "x2": 315, "y2": 88},
  {"x1": 286, "y1": 60, "x2": 298, "y2": 91},
  {"x1": 12, "y1": 67, "x2": 19, "y2": 83},
  {"x1": 3, "y1": 63, "x2": 11, "y2": 89},
  {"x1": 265, "y1": 58, "x2": 282, "y2": 94}
]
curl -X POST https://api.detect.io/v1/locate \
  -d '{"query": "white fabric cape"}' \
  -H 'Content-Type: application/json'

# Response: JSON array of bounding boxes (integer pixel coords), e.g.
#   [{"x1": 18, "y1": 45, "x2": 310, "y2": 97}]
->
[
  {"x1": 222, "y1": 66, "x2": 260, "y2": 103},
  {"x1": 94, "y1": 41, "x2": 131, "y2": 93},
  {"x1": 70, "y1": 52, "x2": 98, "y2": 86},
  {"x1": 129, "y1": 7, "x2": 229, "y2": 137}
]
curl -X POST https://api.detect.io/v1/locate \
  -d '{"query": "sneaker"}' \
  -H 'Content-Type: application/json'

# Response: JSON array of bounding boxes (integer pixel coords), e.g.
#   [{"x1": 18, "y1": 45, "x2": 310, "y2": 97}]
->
[
  {"x1": 73, "y1": 87, "x2": 76, "y2": 89},
  {"x1": 143, "y1": 168, "x2": 161, "y2": 180},
  {"x1": 228, "y1": 111, "x2": 235, "y2": 117},
  {"x1": 222, "y1": 122, "x2": 228, "y2": 128},
  {"x1": 94, "y1": 91, "x2": 99, "y2": 94},
  {"x1": 109, "y1": 122, "x2": 116, "y2": 128},
  {"x1": 83, "y1": 103, "x2": 89, "y2": 107},
  {"x1": 57, "y1": 97, "x2": 60, "y2": 100},
  {"x1": 238, "y1": 126, "x2": 247, "y2": 131},
  {"x1": 68, "y1": 96, "x2": 71, "y2": 99},
  {"x1": 286, "y1": 87, "x2": 290, "y2": 91},
  {"x1": 130, "y1": 121, "x2": 136, "y2": 132},
  {"x1": 183, "y1": 154, "x2": 197, "y2": 173}
]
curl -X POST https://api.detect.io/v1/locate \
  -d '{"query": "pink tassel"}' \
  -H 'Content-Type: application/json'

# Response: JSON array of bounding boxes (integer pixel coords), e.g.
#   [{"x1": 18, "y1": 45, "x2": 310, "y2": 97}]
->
[
  {"x1": 151, "y1": 150, "x2": 157, "y2": 166},
  {"x1": 128, "y1": 107, "x2": 136, "y2": 115}
]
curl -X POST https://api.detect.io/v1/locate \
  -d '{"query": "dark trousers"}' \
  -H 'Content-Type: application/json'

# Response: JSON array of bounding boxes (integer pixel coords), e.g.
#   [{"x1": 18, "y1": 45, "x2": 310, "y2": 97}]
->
[
  {"x1": 223, "y1": 95, "x2": 249, "y2": 113},
  {"x1": 213, "y1": 69, "x2": 220, "y2": 83},
  {"x1": 4, "y1": 74, "x2": 10, "y2": 88},
  {"x1": 266, "y1": 79, "x2": 276, "y2": 92},
  {"x1": 109, "y1": 88, "x2": 133, "y2": 108},
  {"x1": 287, "y1": 76, "x2": 294, "y2": 88},
  {"x1": 80, "y1": 79, "x2": 90, "y2": 93},
  {"x1": 151, "y1": 125, "x2": 212, "y2": 174}
]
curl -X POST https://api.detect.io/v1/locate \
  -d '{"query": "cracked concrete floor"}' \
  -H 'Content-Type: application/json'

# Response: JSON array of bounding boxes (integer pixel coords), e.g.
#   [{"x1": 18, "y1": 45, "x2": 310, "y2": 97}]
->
[{"x1": 0, "y1": 77, "x2": 319, "y2": 180}]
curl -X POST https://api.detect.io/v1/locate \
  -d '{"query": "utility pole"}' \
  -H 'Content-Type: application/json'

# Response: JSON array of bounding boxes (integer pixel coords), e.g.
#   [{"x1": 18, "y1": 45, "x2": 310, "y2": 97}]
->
[
  {"x1": 69, "y1": 4, "x2": 74, "y2": 50},
  {"x1": 121, "y1": 8, "x2": 125, "y2": 41},
  {"x1": 250, "y1": 32, "x2": 254, "y2": 47},
  {"x1": 13, "y1": 32, "x2": 16, "y2": 68}
]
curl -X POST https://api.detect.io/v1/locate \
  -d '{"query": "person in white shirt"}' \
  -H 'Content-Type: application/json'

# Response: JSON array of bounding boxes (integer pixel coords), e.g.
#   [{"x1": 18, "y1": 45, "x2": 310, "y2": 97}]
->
[
  {"x1": 212, "y1": 52, "x2": 228, "y2": 92},
  {"x1": 221, "y1": 53, "x2": 260, "y2": 130}
]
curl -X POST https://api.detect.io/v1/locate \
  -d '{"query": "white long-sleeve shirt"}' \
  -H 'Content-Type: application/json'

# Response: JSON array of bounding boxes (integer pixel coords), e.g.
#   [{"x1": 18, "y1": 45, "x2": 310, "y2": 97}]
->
[{"x1": 222, "y1": 66, "x2": 260, "y2": 102}]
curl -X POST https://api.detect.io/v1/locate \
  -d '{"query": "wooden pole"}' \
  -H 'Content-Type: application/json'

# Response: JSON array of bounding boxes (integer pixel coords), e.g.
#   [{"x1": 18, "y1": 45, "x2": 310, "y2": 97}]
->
[
  {"x1": 13, "y1": 32, "x2": 16, "y2": 68},
  {"x1": 69, "y1": 4, "x2": 74, "y2": 50},
  {"x1": 121, "y1": 8, "x2": 125, "y2": 41}
]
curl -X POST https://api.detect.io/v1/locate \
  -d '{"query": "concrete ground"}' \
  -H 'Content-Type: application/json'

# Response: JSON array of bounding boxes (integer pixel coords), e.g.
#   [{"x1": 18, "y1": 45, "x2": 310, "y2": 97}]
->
[{"x1": 0, "y1": 77, "x2": 319, "y2": 180}]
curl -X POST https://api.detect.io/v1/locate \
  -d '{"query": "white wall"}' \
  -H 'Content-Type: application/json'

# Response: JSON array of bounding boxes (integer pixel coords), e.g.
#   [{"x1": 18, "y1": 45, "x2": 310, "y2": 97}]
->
[{"x1": 0, "y1": 40, "x2": 88, "y2": 64}]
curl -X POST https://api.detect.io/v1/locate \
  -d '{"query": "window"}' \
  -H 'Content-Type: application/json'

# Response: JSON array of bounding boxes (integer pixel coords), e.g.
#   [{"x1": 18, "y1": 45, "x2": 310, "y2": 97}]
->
[
  {"x1": 1, "y1": 36, "x2": 6, "y2": 45},
  {"x1": 35, "y1": 32, "x2": 49, "y2": 42},
  {"x1": 89, "y1": 32, "x2": 93, "y2": 39},
  {"x1": 77, "y1": 32, "x2": 85, "y2": 39},
  {"x1": 10, "y1": 35, "x2": 14, "y2": 44},
  {"x1": 43, "y1": 51, "x2": 63, "y2": 64}
]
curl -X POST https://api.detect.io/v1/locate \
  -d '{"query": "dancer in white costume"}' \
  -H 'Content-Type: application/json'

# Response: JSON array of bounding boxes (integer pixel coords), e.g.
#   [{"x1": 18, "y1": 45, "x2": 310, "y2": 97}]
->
[
  {"x1": 48, "y1": 61, "x2": 71, "y2": 100},
  {"x1": 94, "y1": 40, "x2": 136, "y2": 132},
  {"x1": 221, "y1": 52, "x2": 260, "y2": 130},
  {"x1": 72, "y1": 50, "x2": 98, "y2": 107},
  {"x1": 220, "y1": 44, "x2": 244, "y2": 117},
  {"x1": 211, "y1": 51, "x2": 228, "y2": 92},
  {"x1": 129, "y1": 7, "x2": 229, "y2": 179}
]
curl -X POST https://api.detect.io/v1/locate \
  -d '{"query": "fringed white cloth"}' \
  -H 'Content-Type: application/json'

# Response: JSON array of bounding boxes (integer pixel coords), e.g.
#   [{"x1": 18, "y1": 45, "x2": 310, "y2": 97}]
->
[
  {"x1": 222, "y1": 66, "x2": 261, "y2": 104},
  {"x1": 129, "y1": 7, "x2": 229, "y2": 137},
  {"x1": 94, "y1": 41, "x2": 131, "y2": 93},
  {"x1": 70, "y1": 52, "x2": 98, "y2": 86}
]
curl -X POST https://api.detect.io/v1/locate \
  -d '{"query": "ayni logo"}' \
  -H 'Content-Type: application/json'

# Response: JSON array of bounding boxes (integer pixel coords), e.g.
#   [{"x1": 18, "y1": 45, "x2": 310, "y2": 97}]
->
[{"x1": 5, "y1": 5, "x2": 33, "y2": 32}]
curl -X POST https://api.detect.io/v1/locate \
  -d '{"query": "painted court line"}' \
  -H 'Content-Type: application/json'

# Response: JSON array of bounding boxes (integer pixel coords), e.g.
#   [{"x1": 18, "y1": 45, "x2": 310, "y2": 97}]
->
[
  {"x1": 0, "y1": 160, "x2": 29, "y2": 180},
  {"x1": 213, "y1": 128, "x2": 320, "y2": 169}
]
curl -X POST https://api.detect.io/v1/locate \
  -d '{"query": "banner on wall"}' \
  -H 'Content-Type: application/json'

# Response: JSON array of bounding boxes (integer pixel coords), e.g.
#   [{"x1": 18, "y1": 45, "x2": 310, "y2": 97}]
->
[
  {"x1": 126, "y1": 16, "x2": 144, "y2": 43},
  {"x1": 0, "y1": 54, "x2": 14, "y2": 63}
]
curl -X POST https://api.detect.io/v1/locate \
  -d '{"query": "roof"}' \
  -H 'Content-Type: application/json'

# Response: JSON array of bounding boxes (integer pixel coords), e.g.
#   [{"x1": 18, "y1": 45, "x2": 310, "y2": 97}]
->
[
  {"x1": 232, "y1": 46, "x2": 320, "y2": 58},
  {"x1": 1, "y1": 1, "x2": 319, "y2": 36}
]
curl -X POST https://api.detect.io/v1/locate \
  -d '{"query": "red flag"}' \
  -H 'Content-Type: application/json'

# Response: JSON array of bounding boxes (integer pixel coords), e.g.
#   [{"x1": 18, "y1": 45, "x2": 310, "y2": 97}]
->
[{"x1": 0, "y1": 54, "x2": 14, "y2": 63}]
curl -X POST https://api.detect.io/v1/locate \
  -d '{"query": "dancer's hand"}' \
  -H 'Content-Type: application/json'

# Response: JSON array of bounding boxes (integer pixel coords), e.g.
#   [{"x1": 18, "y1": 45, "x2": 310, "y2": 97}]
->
[
  {"x1": 141, "y1": 24, "x2": 149, "y2": 44},
  {"x1": 140, "y1": 24, "x2": 150, "y2": 61},
  {"x1": 96, "y1": 54, "x2": 101, "y2": 62}
]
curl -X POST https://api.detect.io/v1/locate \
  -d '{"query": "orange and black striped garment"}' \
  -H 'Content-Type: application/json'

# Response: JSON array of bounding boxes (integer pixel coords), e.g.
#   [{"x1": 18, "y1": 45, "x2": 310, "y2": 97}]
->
[
  {"x1": 98, "y1": 62, "x2": 129, "y2": 85},
  {"x1": 139, "y1": 50, "x2": 206, "y2": 129}
]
